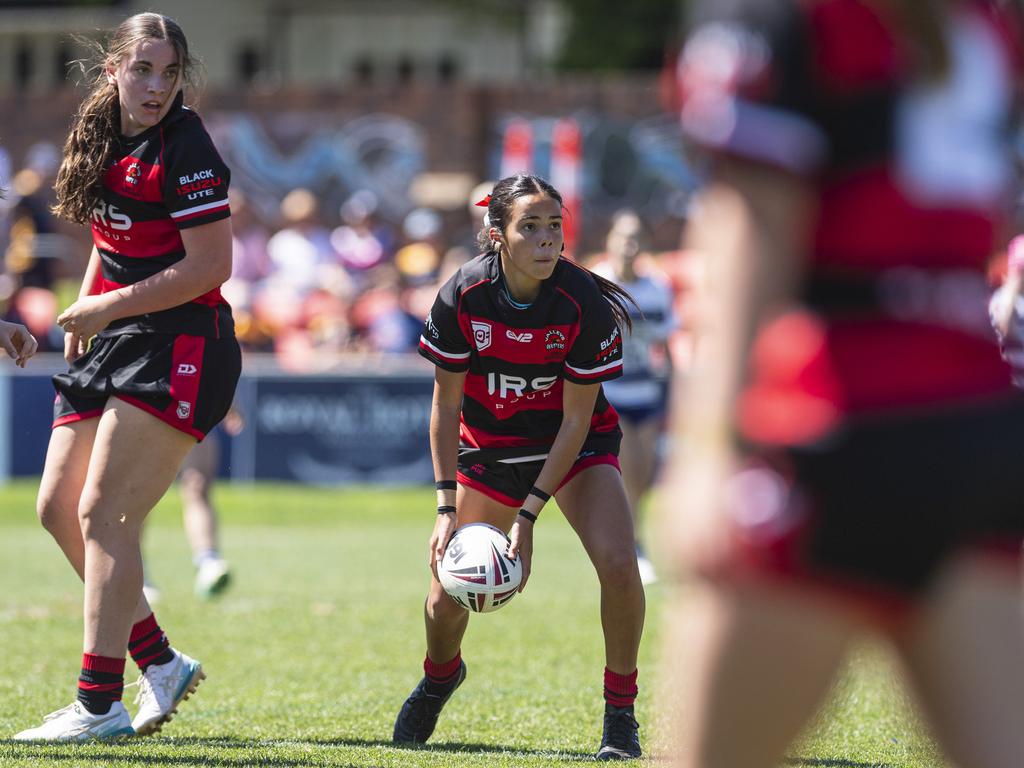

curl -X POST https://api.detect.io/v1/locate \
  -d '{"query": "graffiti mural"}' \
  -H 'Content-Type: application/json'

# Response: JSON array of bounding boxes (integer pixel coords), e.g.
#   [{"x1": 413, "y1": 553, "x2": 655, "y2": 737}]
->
[{"x1": 207, "y1": 112, "x2": 426, "y2": 223}]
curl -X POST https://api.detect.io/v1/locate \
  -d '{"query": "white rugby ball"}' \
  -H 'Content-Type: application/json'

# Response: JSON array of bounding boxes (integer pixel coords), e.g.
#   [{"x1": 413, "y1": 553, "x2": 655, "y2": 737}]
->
[{"x1": 438, "y1": 523, "x2": 523, "y2": 613}]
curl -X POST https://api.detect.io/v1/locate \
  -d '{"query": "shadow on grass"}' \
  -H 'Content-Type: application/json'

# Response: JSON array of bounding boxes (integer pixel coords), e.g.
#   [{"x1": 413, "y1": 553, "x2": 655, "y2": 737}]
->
[
  {"x1": 0, "y1": 735, "x2": 594, "y2": 765},
  {"x1": 786, "y1": 759, "x2": 896, "y2": 768}
]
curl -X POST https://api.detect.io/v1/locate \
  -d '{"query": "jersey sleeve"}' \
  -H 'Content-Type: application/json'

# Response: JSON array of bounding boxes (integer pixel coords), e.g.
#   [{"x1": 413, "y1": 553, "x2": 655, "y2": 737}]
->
[
  {"x1": 564, "y1": 290, "x2": 624, "y2": 385},
  {"x1": 418, "y1": 275, "x2": 472, "y2": 372},
  {"x1": 162, "y1": 115, "x2": 232, "y2": 230},
  {"x1": 678, "y1": 0, "x2": 827, "y2": 175}
]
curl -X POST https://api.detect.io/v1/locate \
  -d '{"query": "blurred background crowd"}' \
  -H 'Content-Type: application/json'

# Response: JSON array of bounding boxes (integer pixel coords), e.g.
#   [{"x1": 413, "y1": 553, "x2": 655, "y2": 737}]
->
[{"x1": 0, "y1": 0, "x2": 706, "y2": 373}]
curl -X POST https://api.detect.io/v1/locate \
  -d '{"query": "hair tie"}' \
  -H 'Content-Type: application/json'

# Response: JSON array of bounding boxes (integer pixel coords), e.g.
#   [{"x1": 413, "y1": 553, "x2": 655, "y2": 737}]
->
[{"x1": 475, "y1": 195, "x2": 491, "y2": 208}]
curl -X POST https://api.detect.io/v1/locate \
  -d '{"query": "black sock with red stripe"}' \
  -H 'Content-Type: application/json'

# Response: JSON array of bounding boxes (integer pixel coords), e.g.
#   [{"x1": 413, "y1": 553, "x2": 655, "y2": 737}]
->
[
  {"x1": 77, "y1": 653, "x2": 125, "y2": 715},
  {"x1": 604, "y1": 667, "x2": 638, "y2": 709},
  {"x1": 128, "y1": 613, "x2": 174, "y2": 671},
  {"x1": 423, "y1": 651, "x2": 462, "y2": 695}
]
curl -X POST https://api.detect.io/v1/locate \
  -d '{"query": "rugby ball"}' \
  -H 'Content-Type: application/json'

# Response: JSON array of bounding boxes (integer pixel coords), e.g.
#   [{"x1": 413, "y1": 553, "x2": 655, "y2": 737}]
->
[{"x1": 438, "y1": 523, "x2": 523, "y2": 613}]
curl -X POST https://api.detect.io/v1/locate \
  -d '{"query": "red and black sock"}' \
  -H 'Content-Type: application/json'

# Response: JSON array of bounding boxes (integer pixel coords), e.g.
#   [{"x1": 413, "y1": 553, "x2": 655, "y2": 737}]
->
[
  {"x1": 604, "y1": 667, "x2": 638, "y2": 709},
  {"x1": 77, "y1": 653, "x2": 125, "y2": 715},
  {"x1": 128, "y1": 613, "x2": 174, "y2": 671},
  {"x1": 423, "y1": 651, "x2": 462, "y2": 695}
]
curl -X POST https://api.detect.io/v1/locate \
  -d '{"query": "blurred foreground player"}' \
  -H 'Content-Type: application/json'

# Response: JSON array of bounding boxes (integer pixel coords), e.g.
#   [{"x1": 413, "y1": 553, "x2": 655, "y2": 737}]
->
[{"x1": 661, "y1": 2, "x2": 1024, "y2": 767}]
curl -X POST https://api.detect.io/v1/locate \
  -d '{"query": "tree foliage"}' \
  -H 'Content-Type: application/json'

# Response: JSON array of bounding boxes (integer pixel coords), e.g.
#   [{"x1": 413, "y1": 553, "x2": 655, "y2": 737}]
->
[{"x1": 557, "y1": 0, "x2": 682, "y2": 71}]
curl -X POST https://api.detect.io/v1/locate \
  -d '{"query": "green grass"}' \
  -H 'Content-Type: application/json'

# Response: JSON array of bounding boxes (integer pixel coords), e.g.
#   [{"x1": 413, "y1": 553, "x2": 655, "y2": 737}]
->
[{"x1": 0, "y1": 481, "x2": 945, "y2": 767}]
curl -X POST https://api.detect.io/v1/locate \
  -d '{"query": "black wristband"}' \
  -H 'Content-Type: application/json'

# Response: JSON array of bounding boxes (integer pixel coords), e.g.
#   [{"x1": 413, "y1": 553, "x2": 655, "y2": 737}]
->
[
  {"x1": 528, "y1": 485, "x2": 551, "y2": 502},
  {"x1": 435, "y1": 480, "x2": 457, "y2": 491},
  {"x1": 437, "y1": 505, "x2": 456, "y2": 515},
  {"x1": 517, "y1": 509, "x2": 538, "y2": 523}
]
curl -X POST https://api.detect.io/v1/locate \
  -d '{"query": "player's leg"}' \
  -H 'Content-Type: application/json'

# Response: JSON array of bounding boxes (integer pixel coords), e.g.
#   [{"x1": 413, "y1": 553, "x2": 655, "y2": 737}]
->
[
  {"x1": 179, "y1": 432, "x2": 230, "y2": 598},
  {"x1": 16, "y1": 400, "x2": 197, "y2": 741},
  {"x1": 667, "y1": 581, "x2": 856, "y2": 768},
  {"x1": 38, "y1": 419, "x2": 160, "y2": 622},
  {"x1": 617, "y1": 415, "x2": 661, "y2": 584},
  {"x1": 37, "y1": 419, "x2": 97, "y2": 582},
  {"x1": 893, "y1": 555, "x2": 1024, "y2": 768},
  {"x1": 555, "y1": 462, "x2": 645, "y2": 759},
  {"x1": 395, "y1": 483, "x2": 517, "y2": 744}
]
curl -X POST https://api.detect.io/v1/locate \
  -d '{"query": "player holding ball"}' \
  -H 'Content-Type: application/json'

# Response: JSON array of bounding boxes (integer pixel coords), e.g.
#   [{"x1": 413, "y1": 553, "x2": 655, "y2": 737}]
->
[{"x1": 395, "y1": 173, "x2": 645, "y2": 760}]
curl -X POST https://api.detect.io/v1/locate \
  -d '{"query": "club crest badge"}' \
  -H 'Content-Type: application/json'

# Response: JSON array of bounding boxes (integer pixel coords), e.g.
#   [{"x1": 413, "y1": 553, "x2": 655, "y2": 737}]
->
[{"x1": 471, "y1": 321, "x2": 492, "y2": 351}]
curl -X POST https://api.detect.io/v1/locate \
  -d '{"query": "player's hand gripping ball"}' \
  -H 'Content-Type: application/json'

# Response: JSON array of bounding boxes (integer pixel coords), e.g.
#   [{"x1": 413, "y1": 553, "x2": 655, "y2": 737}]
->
[{"x1": 438, "y1": 523, "x2": 523, "y2": 612}]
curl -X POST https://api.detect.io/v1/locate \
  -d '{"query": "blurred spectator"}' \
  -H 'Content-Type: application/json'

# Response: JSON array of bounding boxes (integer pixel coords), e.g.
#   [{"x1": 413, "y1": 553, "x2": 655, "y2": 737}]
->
[
  {"x1": 255, "y1": 188, "x2": 354, "y2": 366},
  {"x1": 394, "y1": 206, "x2": 444, "y2": 285},
  {"x1": 330, "y1": 190, "x2": 391, "y2": 285},
  {"x1": 1, "y1": 142, "x2": 68, "y2": 351},
  {"x1": 221, "y1": 189, "x2": 272, "y2": 350},
  {"x1": 265, "y1": 188, "x2": 337, "y2": 294}
]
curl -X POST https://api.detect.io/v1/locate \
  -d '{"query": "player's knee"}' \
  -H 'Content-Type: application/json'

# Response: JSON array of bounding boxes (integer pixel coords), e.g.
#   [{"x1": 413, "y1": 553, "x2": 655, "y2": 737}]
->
[
  {"x1": 594, "y1": 544, "x2": 642, "y2": 590},
  {"x1": 178, "y1": 467, "x2": 210, "y2": 500},
  {"x1": 78, "y1": 499, "x2": 139, "y2": 544},
  {"x1": 36, "y1": 492, "x2": 72, "y2": 534},
  {"x1": 426, "y1": 589, "x2": 464, "y2": 623}
]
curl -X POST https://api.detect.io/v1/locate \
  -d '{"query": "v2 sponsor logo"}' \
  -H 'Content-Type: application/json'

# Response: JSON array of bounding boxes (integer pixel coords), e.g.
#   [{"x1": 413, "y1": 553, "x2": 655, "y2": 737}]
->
[{"x1": 506, "y1": 329, "x2": 533, "y2": 343}]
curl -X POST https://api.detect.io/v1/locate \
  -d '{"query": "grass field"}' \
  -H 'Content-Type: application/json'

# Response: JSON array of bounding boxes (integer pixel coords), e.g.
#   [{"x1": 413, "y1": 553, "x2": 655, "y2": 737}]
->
[{"x1": 0, "y1": 480, "x2": 946, "y2": 767}]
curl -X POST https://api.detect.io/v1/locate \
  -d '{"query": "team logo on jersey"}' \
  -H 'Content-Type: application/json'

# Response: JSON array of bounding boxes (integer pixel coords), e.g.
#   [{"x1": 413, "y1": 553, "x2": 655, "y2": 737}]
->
[
  {"x1": 176, "y1": 400, "x2": 192, "y2": 419},
  {"x1": 176, "y1": 363, "x2": 197, "y2": 376},
  {"x1": 545, "y1": 329, "x2": 566, "y2": 350},
  {"x1": 471, "y1": 321, "x2": 492, "y2": 351},
  {"x1": 124, "y1": 162, "x2": 141, "y2": 186},
  {"x1": 544, "y1": 329, "x2": 567, "y2": 361},
  {"x1": 506, "y1": 329, "x2": 533, "y2": 343}
]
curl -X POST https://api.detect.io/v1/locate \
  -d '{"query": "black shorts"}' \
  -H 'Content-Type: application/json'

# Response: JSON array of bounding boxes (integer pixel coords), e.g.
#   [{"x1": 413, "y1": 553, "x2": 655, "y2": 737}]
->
[
  {"x1": 725, "y1": 395, "x2": 1024, "y2": 603},
  {"x1": 458, "y1": 449, "x2": 620, "y2": 507},
  {"x1": 53, "y1": 332, "x2": 241, "y2": 441}
]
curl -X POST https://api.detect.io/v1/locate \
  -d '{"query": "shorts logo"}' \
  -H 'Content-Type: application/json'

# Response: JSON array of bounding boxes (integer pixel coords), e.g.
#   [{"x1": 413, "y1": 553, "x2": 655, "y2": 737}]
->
[
  {"x1": 176, "y1": 363, "x2": 197, "y2": 376},
  {"x1": 471, "y1": 321, "x2": 492, "y2": 351},
  {"x1": 176, "y1": 400, "x2": 192, "y2": 419}
]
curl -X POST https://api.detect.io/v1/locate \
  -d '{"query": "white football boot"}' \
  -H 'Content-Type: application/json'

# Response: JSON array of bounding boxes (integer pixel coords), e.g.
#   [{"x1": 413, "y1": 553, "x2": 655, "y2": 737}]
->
[
  {"x1": 13, "y1": 700, "x2": 134, "y2": 741},
  {"x1": 636, "y1": 548, "x2": 658, "y2": 586},
  {"x1": 194, "y1": 557, "x2": 231, "y2": 599},
  {"x1": 130, "y1": 649, "x2": 205, "y2": 736}
]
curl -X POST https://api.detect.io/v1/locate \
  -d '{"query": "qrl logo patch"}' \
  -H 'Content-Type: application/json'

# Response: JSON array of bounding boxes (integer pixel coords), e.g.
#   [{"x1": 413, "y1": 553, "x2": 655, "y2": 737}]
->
[
  {"x1": 176, "y1": 400, "x2": 192, "y2": 419},
  {"x1": 471, "y1": 321, "x2": 492, "y2": 351}
]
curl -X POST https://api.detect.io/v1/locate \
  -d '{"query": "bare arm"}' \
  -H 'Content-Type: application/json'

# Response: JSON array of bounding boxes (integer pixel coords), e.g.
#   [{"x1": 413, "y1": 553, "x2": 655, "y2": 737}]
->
[
  {"x1": 528, "y1": 379, "x2": 601, "y2": 511},
  {"x1": 428, "y1": 366, "x2": 467, "y2": 574},
  {"x1": 63, "y1": 247, "x2": 103, "y2": 363}
]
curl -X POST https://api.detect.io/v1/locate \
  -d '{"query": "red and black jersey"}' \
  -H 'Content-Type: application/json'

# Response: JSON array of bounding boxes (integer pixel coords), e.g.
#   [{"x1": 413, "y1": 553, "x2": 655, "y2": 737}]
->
[
  {"x1": 91, "y1": 90, "x2": 233, "y2": 338},
  {"x1": 678, "y1": 0, "x2": 1023, "y2": 445},
  {"x1": 418, "y1": 252, "x2": 624, "y2": 459}
]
